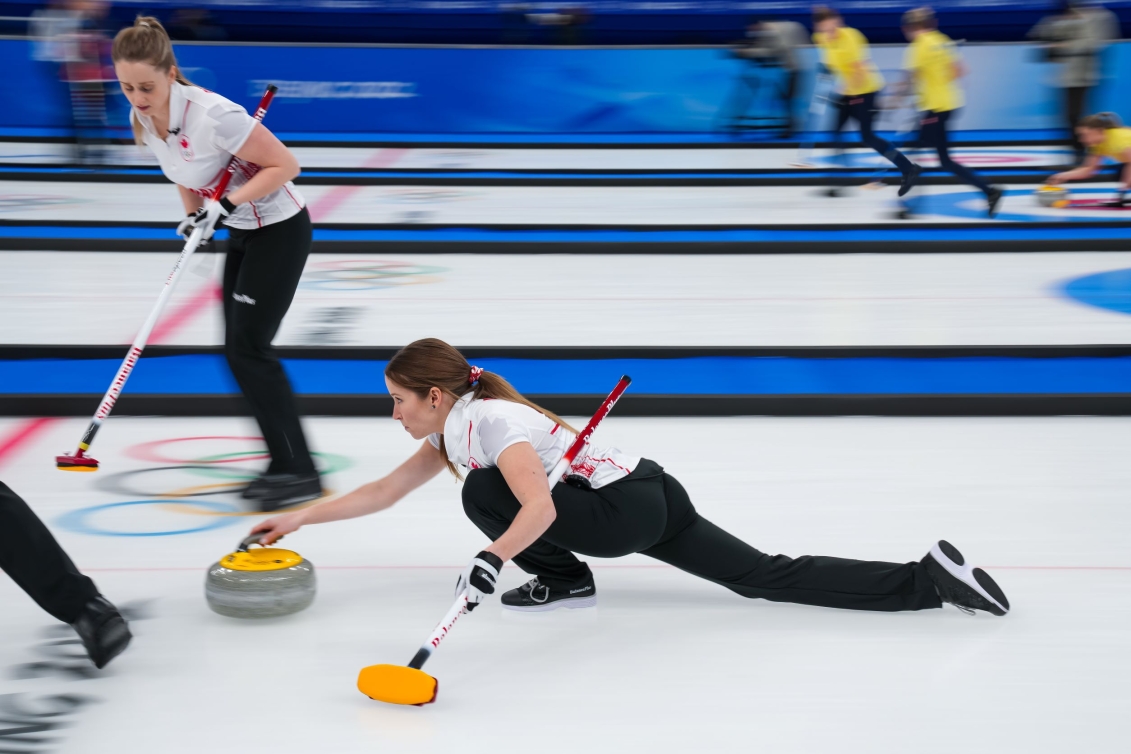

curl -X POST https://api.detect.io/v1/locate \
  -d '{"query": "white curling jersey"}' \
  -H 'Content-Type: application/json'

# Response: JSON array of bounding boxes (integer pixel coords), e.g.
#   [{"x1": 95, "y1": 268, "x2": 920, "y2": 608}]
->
[
  {"x1": 133, "y1": 82, "x2": 305, "y2": 229},
  {"x1": 428, "y1": 394, "x2": 640, "y2": 489}
]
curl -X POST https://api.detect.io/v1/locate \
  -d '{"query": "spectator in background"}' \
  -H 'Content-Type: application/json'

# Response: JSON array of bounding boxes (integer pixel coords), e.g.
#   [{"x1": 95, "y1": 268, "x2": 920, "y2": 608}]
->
[
  {"x1": 29, "y1": 0, "x2": 81, "y2": 150},
  {"x1": 31, "y1": 0, "x2": 111, "y2": 164},
  {"x1": 1029, "y1": 0, "x2": 1119, "y2": 162},
  {"x1": 733, "y1": 19, "x2": 808, "y2": 135}
]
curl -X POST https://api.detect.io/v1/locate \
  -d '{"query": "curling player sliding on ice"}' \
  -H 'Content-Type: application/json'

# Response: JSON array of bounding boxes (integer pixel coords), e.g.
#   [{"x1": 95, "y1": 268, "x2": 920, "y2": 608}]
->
[{"x1": 250, "y1": 339, "x2": 1010, "y2": 618}]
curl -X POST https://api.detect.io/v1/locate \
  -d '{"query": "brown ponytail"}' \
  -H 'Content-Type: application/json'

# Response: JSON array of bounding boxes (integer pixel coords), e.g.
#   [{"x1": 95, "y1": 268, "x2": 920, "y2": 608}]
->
[
  {"x1": 1078, "y1": 112, "x2": 1122, "y2": 131},
  {"x1": 111, "y1": 16, "x2": 193, "y2": 144},
  {"x1": 385, "y1": 338, "x2": 578, "y2": 479}
]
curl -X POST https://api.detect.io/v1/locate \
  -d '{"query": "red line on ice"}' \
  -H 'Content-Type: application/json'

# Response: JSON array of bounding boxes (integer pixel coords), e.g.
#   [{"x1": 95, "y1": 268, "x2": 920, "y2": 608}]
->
[
  {"x1": 0, "y1": 417, "x2": 56, "y2": 469},
  {"x1": 306, "y1": 147, "x2": 409, "y2": 222}
]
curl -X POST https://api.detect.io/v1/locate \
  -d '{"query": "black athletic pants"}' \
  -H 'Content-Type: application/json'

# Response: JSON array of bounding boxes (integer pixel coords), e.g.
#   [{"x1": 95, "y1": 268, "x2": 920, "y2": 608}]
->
[
  {"x1": 0, "y1": 481, "x2": 99, "y2": 623},
  {"x1": 832, "y1": 90, "x2": 914, "y2": 178},
  {"x1": 223, "y1": 207, "x2": 315, "y2": 475},
  {"x1": 462, "y1": 460, "x2": 943, "y2": 612},
  {"x1": 917, "y1": 109, "x2": 992, "y2": 196},
  {"x1": 1066, "y1": 86, "x2": 1089, "y2": 162}
]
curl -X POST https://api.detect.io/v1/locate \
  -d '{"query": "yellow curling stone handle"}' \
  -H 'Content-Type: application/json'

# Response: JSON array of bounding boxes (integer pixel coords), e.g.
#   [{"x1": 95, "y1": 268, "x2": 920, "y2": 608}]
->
[{"x1": 222, "y1": 533, "x2": 303, "y2": 571}]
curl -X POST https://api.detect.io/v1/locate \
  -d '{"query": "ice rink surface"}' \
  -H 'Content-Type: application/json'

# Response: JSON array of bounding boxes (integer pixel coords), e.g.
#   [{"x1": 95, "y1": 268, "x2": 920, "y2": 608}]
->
[
  {"x1": 1, "y1": 415, "x2": 1128, "y2": 754},
  {"x1": 4, "y1": 180, "x2": 1128, "y2": 225},
  {"x1": 1, "y1": 251, "x2": 1129, "y2": 346}
]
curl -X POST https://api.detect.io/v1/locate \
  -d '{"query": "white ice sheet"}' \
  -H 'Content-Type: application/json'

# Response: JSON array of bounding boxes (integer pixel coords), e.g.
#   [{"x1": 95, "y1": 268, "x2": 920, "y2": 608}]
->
[
  {"x1": 3, "y1": 180, "x2": 1123, "y2": 225},
  {"x1": 0, "y1": 251, "x2": 1127, "y2": 346},
  {"x1": 0, "y1": 415, "x2": 1126, "y2": 754}
]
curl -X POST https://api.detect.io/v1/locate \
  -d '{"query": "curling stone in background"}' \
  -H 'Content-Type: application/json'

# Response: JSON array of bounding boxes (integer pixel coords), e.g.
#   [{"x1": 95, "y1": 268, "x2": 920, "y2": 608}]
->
[
  {"x1": 1035, "y1": 185, "x2": 1069, "y2": 208},
  {"x1": 205, "y1": 534, "x2": 316, "y2": 618}
]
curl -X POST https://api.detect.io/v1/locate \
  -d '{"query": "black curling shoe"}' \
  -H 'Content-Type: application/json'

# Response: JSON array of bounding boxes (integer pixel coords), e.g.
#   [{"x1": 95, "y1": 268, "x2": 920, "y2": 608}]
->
[
  {"x1": 987, "y1": 186, "x2": 1004, "y2": 218},
  {"x1": 71, "y1": 596, "x2": 132, "y2": 669},
  {"x1": 501, "y1": 575, "x2": 597, "y2": 612},
  {"x1": 242, "y1": 472, "x2": 323, "y2": 511},
  {"x1": 923, "y1": 540, "x2": 1010, "y2": 616},
  {"x1": 898, "y1": 163, "x2": 922, "y2": 197}
]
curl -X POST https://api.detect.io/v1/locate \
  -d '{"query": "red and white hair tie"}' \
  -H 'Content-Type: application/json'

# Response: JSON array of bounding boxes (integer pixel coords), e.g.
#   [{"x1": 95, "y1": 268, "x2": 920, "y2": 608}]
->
[{"x1": 468, "y1": 366, "x2": 484, "y2": 385}]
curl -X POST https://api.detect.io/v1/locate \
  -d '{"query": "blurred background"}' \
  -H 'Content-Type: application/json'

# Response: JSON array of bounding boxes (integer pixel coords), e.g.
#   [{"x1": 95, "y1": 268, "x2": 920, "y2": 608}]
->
[
  {"x1": 0, "y1": 0, "x2": 1126, "y2": 145},
  {"x1": 0, "y1": 1, "x2": 1130, "y2": 405}
]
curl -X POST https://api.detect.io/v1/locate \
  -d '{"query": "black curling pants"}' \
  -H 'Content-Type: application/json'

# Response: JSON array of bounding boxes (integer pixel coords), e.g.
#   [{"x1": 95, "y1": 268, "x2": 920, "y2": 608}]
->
[
  {"x1": 832, "y1": 90, "x2": 915, "y2": 178},
  {"x1": 0, "y1": 481, "x2": 99, "y2": 623},
  {"x1": 917, "y1": 108, "x2": 992, "y2": 197},
  {"x1": 223, "y1": 207, "x2": 315, "y2": 475},
  {"x1": 462, "y1": 460, "x2": 943, "y2": 612}
]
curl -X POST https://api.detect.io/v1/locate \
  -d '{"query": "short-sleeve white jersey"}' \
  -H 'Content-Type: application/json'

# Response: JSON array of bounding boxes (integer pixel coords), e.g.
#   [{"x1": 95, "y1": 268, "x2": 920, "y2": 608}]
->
[
  {"x1": 133, "y1": 82, "x2": 305, "y2": 230},
  {"x1": 428, "y1": 394, "x2": 640, "y2": 489}
]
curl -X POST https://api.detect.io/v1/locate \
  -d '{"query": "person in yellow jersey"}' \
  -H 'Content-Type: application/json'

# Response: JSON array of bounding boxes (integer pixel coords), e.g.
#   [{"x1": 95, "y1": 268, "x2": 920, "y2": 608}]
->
[
  {"x1": 1048, "y1": 112, "x2": 1131, "y2": 206},
  {"x1": 901, "y1": 7, "x2": 1004, "y2": 217},
  {"x1": 812, "y1": 6, "x2": 919, "y2": 198}
]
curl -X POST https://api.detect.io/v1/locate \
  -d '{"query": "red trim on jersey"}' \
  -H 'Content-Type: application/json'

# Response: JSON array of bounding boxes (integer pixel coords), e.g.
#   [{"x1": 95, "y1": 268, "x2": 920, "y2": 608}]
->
[
  {"x1": 574, "y1": 455, "x2": 633, "y2": 476},
  {"x1": 467, "y1": 421, "x2": 473, "y2": 454},
  {"x1": 550, "y1": 424, "x2": 560, "y2": 435},
  {"x1": 249, "y1": 200, "x2": 262, "y2": 228},
  {"x1": 283, "y1": 185, "x2": 303, "y2": 209}
]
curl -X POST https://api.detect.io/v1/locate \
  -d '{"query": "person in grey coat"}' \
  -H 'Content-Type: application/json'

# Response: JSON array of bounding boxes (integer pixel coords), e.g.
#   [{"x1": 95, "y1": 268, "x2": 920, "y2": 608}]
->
[{"x1": 1030, "y1": 0, "x2": 1120, "y2": 161}]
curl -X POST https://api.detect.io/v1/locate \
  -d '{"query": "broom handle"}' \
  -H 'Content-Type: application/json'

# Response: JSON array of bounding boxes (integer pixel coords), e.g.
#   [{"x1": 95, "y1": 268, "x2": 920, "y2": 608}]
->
[{"x1": 407, "y1": 375, "x2": 633, "y2": 671}]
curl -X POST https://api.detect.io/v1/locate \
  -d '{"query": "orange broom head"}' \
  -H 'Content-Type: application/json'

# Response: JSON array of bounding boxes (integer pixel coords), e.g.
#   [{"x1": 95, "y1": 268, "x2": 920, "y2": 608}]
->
[
  {"x1": 56, "y1": 454, "x2": 99, "y2": 472},
  {"x1": 357, "y1": 664, "x2": 438, "y2": 706}
]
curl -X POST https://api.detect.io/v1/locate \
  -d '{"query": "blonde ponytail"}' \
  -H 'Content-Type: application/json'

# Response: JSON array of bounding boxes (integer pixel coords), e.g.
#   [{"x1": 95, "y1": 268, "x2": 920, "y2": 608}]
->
[{"x1": 112, "y1": 16, "x2": 193, "y2": 144}]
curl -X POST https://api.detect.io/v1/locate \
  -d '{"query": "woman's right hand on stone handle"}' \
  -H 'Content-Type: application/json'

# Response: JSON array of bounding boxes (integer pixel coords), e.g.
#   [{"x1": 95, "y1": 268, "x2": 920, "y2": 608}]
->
[{"x1": 250, "y1": 511, "x2": 305, "y2": 546}]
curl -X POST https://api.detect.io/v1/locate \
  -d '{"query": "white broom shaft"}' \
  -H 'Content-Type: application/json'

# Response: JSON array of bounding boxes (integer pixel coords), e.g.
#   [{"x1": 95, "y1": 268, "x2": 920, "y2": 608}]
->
[{"x1": 90, "y1": 228, "x2": 205, "y2": 423}]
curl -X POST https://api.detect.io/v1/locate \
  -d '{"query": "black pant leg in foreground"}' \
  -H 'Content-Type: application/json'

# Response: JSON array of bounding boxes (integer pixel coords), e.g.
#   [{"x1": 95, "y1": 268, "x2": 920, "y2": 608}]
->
[
  {"x1": 223, "y1": 208, "x2": 316, "y2": 475},
  {"x1": 640, "y1": 471, "x2": 943, "y2": 612},
  {"x1": 852, "y1": 91, "x2": 914, "y2": 176},
  {"x1": 461, "y1": 461, "x2": 943, "y2": 612},
  {"x1": 0, "y1": 481, "x2": 99, "y2": 623},
  {"x1": 921, "y1": 109, "x2": 991, "y2": 196}
]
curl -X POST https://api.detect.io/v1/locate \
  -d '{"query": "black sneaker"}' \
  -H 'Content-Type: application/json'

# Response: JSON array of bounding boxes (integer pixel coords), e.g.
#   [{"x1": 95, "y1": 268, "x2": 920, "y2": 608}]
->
[
  {"x1": 70, "y1": 597, "x2": 132, "y2": 669},
  {"x1": 242, "y1": 472, "x2": 323, "y2": 512},
  {"x1": 898, "y1": 163, "x2": 922, "y2": 197},
  {"x1": 922, "y1": 541, "x2": 1010, "y2": 616},
  {"x1": 501, "y1": 575, "x2": 597, "y2": 612},
  {"x1": 987, "y1": 186, "x2": 1004, "y2": 218}
]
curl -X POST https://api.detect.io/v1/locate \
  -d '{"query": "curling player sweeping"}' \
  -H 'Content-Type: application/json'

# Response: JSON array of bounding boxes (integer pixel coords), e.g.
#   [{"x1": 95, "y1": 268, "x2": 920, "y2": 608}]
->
[
  {"x1": 812, "y1": 6, "x2": 920, "y2": 198},
  {"x1": 250, "y1": 338, "x2": 1011, "y2": 619},
  {"x1": 107, "y1": 17, "x2": 320, "y2": 510},
  {"x1": 900, "y1": 7, "x2": 1003, "y2": 217}
]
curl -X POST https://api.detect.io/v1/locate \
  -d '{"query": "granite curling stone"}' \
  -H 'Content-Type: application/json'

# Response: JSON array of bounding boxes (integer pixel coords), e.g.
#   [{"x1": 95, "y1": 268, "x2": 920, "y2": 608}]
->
[
  {"x1": 1035, "y1": 185, "x2": 1069, "y2": 208},
  {"x1": 206, "y1": 534, "x2": 316, "y2": 618}
]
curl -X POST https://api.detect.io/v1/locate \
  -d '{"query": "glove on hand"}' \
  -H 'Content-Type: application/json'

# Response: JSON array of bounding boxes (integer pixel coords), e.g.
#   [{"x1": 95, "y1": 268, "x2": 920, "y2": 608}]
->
[
  {"x1": 456, "y1": 550, "x2": 504, "y2": 612},
  {"x1": 178, "y1": 196, "x2": 235, "y2": 244}
]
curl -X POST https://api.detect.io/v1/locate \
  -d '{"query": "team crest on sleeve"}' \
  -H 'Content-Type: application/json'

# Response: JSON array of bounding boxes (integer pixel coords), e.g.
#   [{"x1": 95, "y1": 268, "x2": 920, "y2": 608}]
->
[{"x1": 178, "y1": 135, "x2": 194, "y2": 161}]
